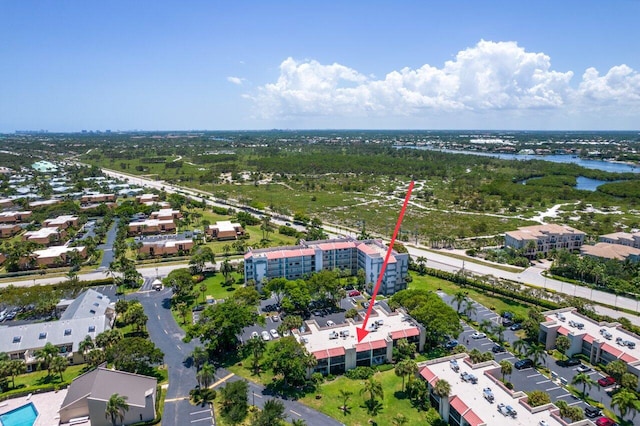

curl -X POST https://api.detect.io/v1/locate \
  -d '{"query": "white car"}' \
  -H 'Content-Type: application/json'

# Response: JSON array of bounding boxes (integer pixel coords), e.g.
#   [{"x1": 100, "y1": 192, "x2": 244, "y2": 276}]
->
[
  {"x1": 251, "y1": 331, "x2": 259, "y2": 339},
  {"x1": 282, "y1": 330, "x2": 290, "y2": 337},
  {"x1": 270, "y1": 329, "x2": 279, "y2": 338},
  {"x1": 471, "y1": 332, "x2": 486, "y2": 339},
  {"x1": 261, "y1": 331, "x2": 270, "y2": 341},
  {"x1": 326, "y1": 320, "x2": 335, "y2": 327}
]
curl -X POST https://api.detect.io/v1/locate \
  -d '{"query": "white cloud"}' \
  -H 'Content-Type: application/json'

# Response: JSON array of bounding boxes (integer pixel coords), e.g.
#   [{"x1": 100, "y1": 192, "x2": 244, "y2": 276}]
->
[
  {"x1": 248, "y1": 40, "x2": 640, "y2": 123},
  {"x1": 227, "y1": 76, "x2": 245, "y2": 85}
]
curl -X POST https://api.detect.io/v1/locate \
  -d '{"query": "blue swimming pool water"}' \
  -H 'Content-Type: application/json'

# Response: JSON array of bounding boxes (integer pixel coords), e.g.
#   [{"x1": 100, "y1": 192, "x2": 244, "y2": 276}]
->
[{"x1": 0, "y1": 402, "x2": 38, "y2": 426}]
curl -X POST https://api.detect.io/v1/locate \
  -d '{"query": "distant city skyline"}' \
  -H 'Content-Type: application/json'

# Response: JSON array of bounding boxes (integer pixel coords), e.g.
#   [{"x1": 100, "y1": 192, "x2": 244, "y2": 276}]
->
[{"x1": 1, "y1": 1, "x2": 639, "y2": 132}]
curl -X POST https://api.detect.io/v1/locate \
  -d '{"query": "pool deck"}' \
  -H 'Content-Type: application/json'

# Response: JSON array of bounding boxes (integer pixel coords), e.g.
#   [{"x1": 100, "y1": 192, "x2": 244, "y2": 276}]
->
[{"x1": 0, "y1": 389, "x2": 68, "y2": 426}]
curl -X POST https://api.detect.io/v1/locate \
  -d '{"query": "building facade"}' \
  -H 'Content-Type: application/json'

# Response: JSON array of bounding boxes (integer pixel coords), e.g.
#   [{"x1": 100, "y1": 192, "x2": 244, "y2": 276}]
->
[
  {"x1": 505, "y1": 224, "x2": 585, "y2": 257},
  {"x1": 244, "y1": 238, "x2": 409, "y2": 295}
]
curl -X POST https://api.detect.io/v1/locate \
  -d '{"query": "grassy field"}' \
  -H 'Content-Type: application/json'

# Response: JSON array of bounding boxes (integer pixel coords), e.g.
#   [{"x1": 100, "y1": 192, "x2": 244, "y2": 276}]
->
[
  {"x1": 301, "y1": 370, "x2": 431, "y2": 426},
  {"x1": 409, "y1": 272, "x2": 532, "y2": 319}
]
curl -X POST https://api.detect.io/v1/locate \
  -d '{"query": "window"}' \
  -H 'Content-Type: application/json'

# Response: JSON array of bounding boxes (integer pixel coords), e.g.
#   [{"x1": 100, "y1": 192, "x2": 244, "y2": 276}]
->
[
  {"x1": 93, "y1": 302, "x2": 99, "y2": 307},
  {"x1": 13, "y1": 336, "x2": 21, "y2": 343},
  {"x1": 64, "y1": 329, "x2": 72, "y2": 336},
  {"x1": 88, "y1": 325, "x2": 96, "y2": 332},
  {"x1": 39, "y1": 332, "x2": 47, "y2": 339}
]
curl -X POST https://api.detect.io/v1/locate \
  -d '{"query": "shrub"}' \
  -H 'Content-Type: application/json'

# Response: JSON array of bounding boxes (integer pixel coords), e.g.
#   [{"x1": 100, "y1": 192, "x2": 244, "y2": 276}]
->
[{"x1": 345, "y1": 366, "x2": 375, "y2": 380}]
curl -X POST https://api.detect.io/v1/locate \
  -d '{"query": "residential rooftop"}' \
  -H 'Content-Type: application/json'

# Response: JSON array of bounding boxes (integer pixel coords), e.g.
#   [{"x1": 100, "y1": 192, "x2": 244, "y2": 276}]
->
[{"x1": 419, "y1": 354, "x2": 563, "y2": 426}]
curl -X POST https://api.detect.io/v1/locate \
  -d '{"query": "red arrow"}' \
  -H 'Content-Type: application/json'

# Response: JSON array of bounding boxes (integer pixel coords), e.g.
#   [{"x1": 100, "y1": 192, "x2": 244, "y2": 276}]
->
[{"x1": 356, "y1": 180, "x2": 414, "y2": 343}]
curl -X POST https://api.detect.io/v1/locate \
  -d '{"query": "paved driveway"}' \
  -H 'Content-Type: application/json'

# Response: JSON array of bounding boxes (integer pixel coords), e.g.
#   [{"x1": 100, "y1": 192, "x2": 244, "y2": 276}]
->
[{"x1": 97, "y1": 218, "x2": 119, "y2": 269}]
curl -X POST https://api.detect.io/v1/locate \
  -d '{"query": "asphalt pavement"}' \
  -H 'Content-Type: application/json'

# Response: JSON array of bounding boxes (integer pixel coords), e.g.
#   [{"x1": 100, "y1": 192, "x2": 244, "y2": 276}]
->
[{"x1": 97, "y1": 217, "x2": 119, "y2": 269}]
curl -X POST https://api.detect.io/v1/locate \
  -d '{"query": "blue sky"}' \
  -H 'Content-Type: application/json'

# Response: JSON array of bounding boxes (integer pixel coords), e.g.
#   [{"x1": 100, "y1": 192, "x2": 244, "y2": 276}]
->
[{"x1": 1, "y1": 1, "x2": 639, "y2": 131}]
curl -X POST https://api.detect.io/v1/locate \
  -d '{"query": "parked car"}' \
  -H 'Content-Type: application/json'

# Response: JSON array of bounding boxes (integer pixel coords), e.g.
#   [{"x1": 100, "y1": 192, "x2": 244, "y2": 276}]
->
[
  {"x1": 269, "y1": 329, "x2": 279, "y2": 338},
  {"x1": 598, "y1": 376, "x2": 616, "y2": 387},
  {"x1": 514, "y1": 359, "x2": 534, "y2": 370},
  {"x1": 510, "y1": 323, "x2": 522, "y2": 331},
  {"x1": 584, "y1": 405, "x2": 602, "y2": 418},
  {"x1": 471, "y1": 332, "x2": 486, "y2": 339},
  {"x1": 445, "y1": 339, "x2": 458, "y2": 350},
  {"x1": 577, "y1": 364, "x2": 592, "y2": 373},
  {"x1": 491, "y1": 344, "x2": 506, "y2": 353},
  {"x1": 449, "y1": 359, "x2": 460, "y2": 372},
  {"x1": 595, "y1": 417, "x2": 617, "y2": 426},
  {"x1": 502, "y1": 318, "x2": 513, "y2": 326},
  {"x1": 251, "y1": 331, "x2": 259, "y2": 339},
  {"x1": 348, "y1": 290, "x2": 361, "y2": 297},
  {"x1": 261, "y1": 331, "x2": 270, "y2": 341},
  {"x1": 482, "y1": 387, "x2": 494, "y2": 403},
  {"x1": 564, "y1": 358, "x2": 580, "y2": 366},
  {"x1": 326, "y1": 320, "x2": 335, "y2": 327},
  {"x1": 539, "y1": 421, "x2": 550, "y2": 426}
]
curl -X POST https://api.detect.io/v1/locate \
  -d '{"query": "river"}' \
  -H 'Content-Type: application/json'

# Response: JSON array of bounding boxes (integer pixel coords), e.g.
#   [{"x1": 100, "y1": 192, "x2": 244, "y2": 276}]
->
[{"x1": 396, "y1": 146, "x2": 640, "y2": 174}]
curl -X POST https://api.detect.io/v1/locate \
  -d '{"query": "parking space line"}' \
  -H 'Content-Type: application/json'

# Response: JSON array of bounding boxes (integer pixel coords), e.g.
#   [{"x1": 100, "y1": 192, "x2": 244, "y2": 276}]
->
[
  {"x1": 568, "y1": 400, "x2": 582, "y2": 406},
  {"x1": 190, "y1": 417, "x2": 212, "y2": 423},
  {"x1": 545, "y1": 386, "x2": 560, "y2": 391},
  {"x1": 480, "y1": 342, "x2": 493, "y2": 346},
  {"x1": 191, "y1": 409, "x2": 210, "y2": 415},
  {"x1": 290, "y1": 410, "x2": 301, "y2": 417},
  {"x1": 526, "y1": 373, "x2": 541, "y2": 378},
  {"x1": 536, "y1": 380, "x2": 551, "y2": 384},
  {"x1": 556, "y1": 393, "x2": 571, "y2": 399}
]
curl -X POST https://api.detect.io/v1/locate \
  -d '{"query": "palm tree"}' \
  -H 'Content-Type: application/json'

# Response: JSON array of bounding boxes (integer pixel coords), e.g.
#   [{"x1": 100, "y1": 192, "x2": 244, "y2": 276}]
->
[
  {"x1": 612, "y1": 388, "x2": 639, "y2": 421},
  {"x1": 244, "y1": 336, "x2": 266, "y2": 374},
  {"x1": 493, "y1": 324, "x2": 507, "y2": 344},
  {"x1": 7, "y1": 359, "x2": 26, "y2": 389},
  {"x1": 527, "y1": 342, "x2": 547, "y2": 367},
  {"x1": 499, "y1": 360, "x2": 513, "y2": 383},
  {"x1": 360, "y1": 377, "x2": 384, "y2": 405},
  {"x1": 105, "y1": 393, "x2": 129, "y2": 426},
  {"x1": 433, "y1": 379, "x2": 451, "y2": 400},
  {"x1": 512, "y1": 339, "x2": 529, "y2": 357},
  {"x1": 35, "y1": 342, "x2": 59, "y2": 378},
  {"x1": 572, "y1": 372, "x2": 596, "y2": 397},
  {"x1": 463, "y1": 298, "x2": 477, "y2": 319},
  {"x1": 291, "y1": 420, "x2": 307, "y2": 426},
  {"x1": 453, "y1": 291, "x2": 467, "y2": 314},
  {"x1": 395, "y1": 359, "x2": 418, "y2": 392},
  {"x1": 51, "y1": 355, "x2": 68, "y2": 381},
  {"x1": 191, "y1": 346, "x2": 208, "y2": 372},
  {"x1": 199, "y1": 283, "x2": 207, "y2": 303},
  {"x1": 197, "y1": 362, "x2": 216, "y2": 389},
  {"x1": 338, "y1": 389, "x2": 352, "y2": 415},
  {"x1": 220, "y1": 259, "x2": 234, "y2": 280},
  {"x1": 79, "y1": 335, "x2": 95, "y2": 360}
]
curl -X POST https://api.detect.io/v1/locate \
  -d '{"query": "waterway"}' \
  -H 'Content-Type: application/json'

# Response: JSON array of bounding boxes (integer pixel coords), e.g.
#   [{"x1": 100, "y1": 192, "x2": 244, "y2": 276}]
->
[{"x1": 396, "y1": 146, "x2": 640, "y2": 174}]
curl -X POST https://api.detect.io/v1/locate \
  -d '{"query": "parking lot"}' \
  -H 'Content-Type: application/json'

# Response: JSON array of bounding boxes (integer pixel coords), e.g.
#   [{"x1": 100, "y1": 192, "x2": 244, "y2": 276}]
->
[{"x1": 438, "y1": 291, "x2": 614, "y2": 421}]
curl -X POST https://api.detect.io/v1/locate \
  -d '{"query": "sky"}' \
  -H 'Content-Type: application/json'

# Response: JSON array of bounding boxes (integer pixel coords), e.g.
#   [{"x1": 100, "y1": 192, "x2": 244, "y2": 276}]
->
[{"x1": 1, "y1": 0, "x2": 639, "y2": 132}]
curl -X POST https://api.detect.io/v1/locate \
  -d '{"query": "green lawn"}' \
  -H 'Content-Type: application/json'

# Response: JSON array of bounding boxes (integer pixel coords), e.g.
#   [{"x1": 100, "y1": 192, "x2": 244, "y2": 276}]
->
[
  {"x1": 301, "y1": 370, "x2": 432, "y2": 426},
  {"x1": 1, "y1": 364, "x2": 86, "y2": 397},
  {"x1": 409, "y1": 272, "x2": 531, "y2": 319}
]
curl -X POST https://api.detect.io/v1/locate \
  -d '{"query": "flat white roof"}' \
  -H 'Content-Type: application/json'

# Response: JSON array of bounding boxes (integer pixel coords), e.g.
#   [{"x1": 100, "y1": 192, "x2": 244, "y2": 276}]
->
[
  {"x1": 295, "y1": 306, "x2": 420, "y2": 355},
  {"x1": 546, "y1": 309, "x2": 640, "y2": 363},
  {"x1": 420, "y1": 356, "x2": 563, "y2": 426},
  {"x1": 212, "y1": 221, "x2": 241, "y2": 232},
  {"x1": 24, "y1": 227, "x2": 60, "y2": 239},
  {"x1": 34, "y1": 245, "x2": 85, "y2": 258}
]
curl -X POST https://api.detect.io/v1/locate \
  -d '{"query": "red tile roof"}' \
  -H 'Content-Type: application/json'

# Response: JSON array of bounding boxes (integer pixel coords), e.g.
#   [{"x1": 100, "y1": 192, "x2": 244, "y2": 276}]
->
[
  {"x1": 620, "y1": 353, "x2": 637, "y2": 363},
  {"x1": 355, "y1": 342, "x2": 371, "y2": 352},
  {"x1": 313, "y1": 350, "x2": 329, "y2": 360},
  {"x1": 557, "y1": 326, "x2": 569, "y2": 335},
  {"x1": 317, "y1": 241, "x2": 356, "y2": 250},
  {"x1": 449, "y1": 395, "x2": 469, "y2": 415},
  {"x1": 370, "y1": 339, "x2": 387, "y2": 350},
  {"x1": 419, "y1": 366, "x2": 437, "y2": 383},
  {"x1": 391, "y1": 327, "x2": 419, "y2": 340},
  {"x1": 463, "y1": 409, "x2": 484, "y2": 426},
  {"x1": 265, "y1": 248, "x2": 315, "y2": 260},
  {"x1": 583, "y1": 334, "x2": 594, "y2": 344},
  {"x1": 601, "y1": 343, "x2": 624, "y2": 358},
  {"x1": 328, "y1": 347, "x2": 346, "y2": 357}
]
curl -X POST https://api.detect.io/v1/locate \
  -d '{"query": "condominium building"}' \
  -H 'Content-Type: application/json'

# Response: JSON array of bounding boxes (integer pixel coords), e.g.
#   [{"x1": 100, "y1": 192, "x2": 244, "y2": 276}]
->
[
  {"x1": 599, "y1": 231, "x2": 640, "y2": 249},
  {"x1": 418, "y1": 354, "x2": 563, "y2": 426},
  {"x1": 43, "y1": 215, "x2": 79, "y2": 229},
  {"x1": 206, "y1": 221, "x2": 244, "y2": 240},
  {"x1": 0, "y1": 210, "x2": 32, "y2": 224},
  {"x1": 294, "y1": 305, "x2": 424, "y2": 376},
  {"x1": 244, "y1": 238, "x2": 409, "y2": 295},
  {"x1": 504, "y1": 224, "x2": 585, "y2": 257},
  {"x1": 149, "y1": 208, "x2": 182, "y2": 221},
  {"x1": 540, "y1": 308, "x2": 640, "y2": 391},
  {"x1": 581, "y1": 242, "x2": 640, "y2": 262},
  {"x1": 139, "y1": 238, "x2": 194, "y2": 256},
  {"x1": 22, "y1": 227, "x2": 65, "y2": 245},
  {"x1": 128, "y1": 219, "x2": 176, "y2": 235}
]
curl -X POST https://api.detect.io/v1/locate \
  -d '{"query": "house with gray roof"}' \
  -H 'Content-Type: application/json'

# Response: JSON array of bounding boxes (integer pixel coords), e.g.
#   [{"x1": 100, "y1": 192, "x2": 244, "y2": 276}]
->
[
  {"x1": 59, "y1": 366, "x2": 157, "y2": 426},
  {"x1": 0, "y1": 289, "x2": 114, "y2": 371}
]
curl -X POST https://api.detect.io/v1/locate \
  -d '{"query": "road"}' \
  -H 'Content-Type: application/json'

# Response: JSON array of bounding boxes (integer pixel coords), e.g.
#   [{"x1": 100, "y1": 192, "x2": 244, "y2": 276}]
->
[
  {"x1": 7, "y1": 166, "x2": 640, "y2": 326},
  {"x1": 136, "y1": 287, "x2": 342, "y2": 426}
]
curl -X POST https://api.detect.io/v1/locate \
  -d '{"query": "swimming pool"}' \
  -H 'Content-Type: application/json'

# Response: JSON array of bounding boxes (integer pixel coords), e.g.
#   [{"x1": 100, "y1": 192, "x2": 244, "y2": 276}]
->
[{"x1": 0, "y1": 402, "x2": 38, "y2": 426}]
